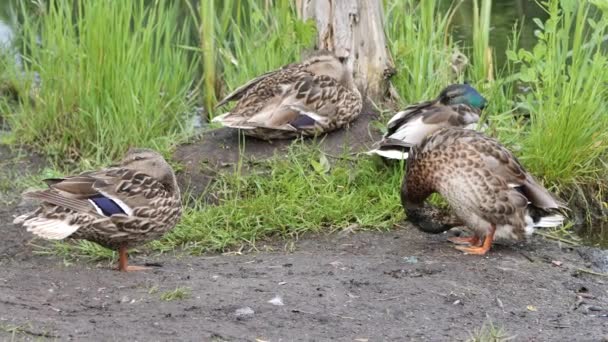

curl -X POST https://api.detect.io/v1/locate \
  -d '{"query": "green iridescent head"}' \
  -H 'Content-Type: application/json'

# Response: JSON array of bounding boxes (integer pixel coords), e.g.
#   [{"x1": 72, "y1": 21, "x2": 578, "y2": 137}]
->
[{"x1": 438, "y1": 84, "x2": 487, "y2": 110}]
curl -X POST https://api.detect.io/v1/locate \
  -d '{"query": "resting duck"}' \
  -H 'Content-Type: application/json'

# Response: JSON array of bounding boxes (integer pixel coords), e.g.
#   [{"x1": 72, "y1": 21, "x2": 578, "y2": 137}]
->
[
  {"x1": 402, "y1": 127, "x2": 567, "y2": 255},
  {"x1": 213, "y1": 52, "x2": 363, "y2": 140},
  {"x1": 13, "y1": 148, "x2": 182, "y2": 271},
  {"x1": 368, "y1": 84, "x2": 487, "y2": 160}
]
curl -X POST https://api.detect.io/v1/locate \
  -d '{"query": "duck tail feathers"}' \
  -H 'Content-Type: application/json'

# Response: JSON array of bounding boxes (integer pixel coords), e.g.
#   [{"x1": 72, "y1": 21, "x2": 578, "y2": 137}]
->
[
  {"x1": 366, "y1": 149, "x2": 409, "y2": 160},
  {"x1": 366, "y1": 138, "x2": 413, "y2": 160}
]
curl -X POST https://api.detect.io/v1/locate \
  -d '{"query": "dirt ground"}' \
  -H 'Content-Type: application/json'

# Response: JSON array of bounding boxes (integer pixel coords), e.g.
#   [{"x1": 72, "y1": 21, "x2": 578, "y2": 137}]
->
[{"x1": 1, "y1": 116, "x2": 608, "y2": 341}]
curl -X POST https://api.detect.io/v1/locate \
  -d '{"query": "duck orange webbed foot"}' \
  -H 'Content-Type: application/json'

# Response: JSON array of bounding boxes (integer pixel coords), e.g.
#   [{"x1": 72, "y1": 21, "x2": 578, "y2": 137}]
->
[
  {"x1": 118, "y1": 265, "x2": 152, "y2": 272},
  {"x1": 448, "y1": 235, "x2": 481, "y2": 246},
  {"x1": 454, "y1": 245, "x2": 491, "y2": 255},
  {"x1": 454, "y1": 224, "x2": 495, "y2": 255},
  {"x1": 116, "y1": 245, "x2": 151, "y2": 272}
]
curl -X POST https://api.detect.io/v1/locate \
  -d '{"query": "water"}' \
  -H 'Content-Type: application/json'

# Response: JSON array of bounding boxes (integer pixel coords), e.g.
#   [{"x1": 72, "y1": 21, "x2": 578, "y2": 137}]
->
[
  {"x1": 449, "y1": 0, "x2": 548, "y2": 68},
  {"x1": 580, "y1": 222, "x2": 608, "y2": 248}
]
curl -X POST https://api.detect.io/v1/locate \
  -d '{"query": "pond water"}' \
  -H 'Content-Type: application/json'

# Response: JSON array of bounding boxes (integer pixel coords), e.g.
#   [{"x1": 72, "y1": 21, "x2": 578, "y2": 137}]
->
[{"x1": 0, "y1": 1, "x2": 605, "y2": 247}]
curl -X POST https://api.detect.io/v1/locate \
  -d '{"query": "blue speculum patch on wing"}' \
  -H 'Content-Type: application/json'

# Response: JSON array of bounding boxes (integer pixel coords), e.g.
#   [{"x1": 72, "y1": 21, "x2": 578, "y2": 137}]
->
[
  {"x1": 89, "y1": 194, "x2": 126, "y2": 216},
  {"x1": 290, "y1": 114, "x2": 317, "y2": 128}
]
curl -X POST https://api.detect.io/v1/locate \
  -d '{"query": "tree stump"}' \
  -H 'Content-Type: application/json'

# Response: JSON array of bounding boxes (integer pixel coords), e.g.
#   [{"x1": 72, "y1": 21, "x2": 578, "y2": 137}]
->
[{"x1": 296, "y1": 0, "x2": 395, "y2": 102}]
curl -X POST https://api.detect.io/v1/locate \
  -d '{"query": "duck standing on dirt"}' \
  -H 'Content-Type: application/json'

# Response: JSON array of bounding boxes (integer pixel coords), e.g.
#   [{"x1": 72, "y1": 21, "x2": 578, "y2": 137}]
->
[
  {"x1": 402, "y1": 127, "x2": 567, "y2": 255},
  {"x1": 367, "y1": 84, "x2": 487, "y2": 160},
  {"x1": 13, "y1": 148, "x2": 182, "y2": 271},
  {"x1": 213, "y1": 51, "x2": 363, "y2": 140}
]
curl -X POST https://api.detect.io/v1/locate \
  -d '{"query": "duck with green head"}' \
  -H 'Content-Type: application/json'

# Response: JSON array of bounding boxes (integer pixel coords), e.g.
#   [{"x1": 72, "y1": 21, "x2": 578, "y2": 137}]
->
[{"x1": 368, "y1": 83, "x2": 487, "y2": 159}]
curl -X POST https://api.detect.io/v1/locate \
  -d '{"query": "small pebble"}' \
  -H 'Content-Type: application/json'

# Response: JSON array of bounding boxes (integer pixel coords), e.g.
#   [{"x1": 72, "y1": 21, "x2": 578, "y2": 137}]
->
[
  {"x1": 403, "y1": 256, "x2": 419, "y2": 264},
  {"x1": 235, "y1": 307, "x2": 255, "y2": 317},
  {"x1": 268, "y1": 295, "x2": 284, "y2": 306}
]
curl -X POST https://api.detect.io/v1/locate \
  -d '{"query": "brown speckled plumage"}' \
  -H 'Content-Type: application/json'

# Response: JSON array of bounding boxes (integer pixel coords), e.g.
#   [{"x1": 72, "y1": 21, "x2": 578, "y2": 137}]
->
[
  {"x1": 13, "y1": 148, "x2": 181, "y2": 271},
  {"x1": 213, "y1": 52, "x2": 363, "y2": 140},
  {"x1": 402, "y1": 128, "x2": 567, "y2": 254}
]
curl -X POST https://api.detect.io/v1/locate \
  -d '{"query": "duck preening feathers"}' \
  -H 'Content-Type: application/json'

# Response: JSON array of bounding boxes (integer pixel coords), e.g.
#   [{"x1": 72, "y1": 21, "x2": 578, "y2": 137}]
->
[
  {"x1": 13, "y1": 148, "x2": 182, "y2": 271},
  {"x1": 213, "y1": 52, "x2": 363, "y2": 140},
  {"x1": 368, "y1": 83, "x2": 487, "y2": 160},
  {"x1": 401, "y1": 128, "x2": 567, "y2": 255}
]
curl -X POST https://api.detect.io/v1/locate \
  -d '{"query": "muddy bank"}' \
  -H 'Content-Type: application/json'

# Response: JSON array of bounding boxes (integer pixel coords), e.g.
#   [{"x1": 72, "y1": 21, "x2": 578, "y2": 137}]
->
[{"x1": 1, "y1": 222, "x2": 608, "y2": 341}]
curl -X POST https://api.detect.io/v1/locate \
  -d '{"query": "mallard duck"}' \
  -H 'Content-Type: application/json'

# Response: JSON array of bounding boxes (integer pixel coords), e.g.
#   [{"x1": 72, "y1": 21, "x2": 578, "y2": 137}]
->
[
  {"x1": 402, "y1": 127, "x2": 567, "y2": 255},
  {"x1": 13, "y1": 148, "x2": 181, "y2": 271},
  {"x1": 212, "y1": 52, "x2": 363, "y2": 140},
  {"x1": 367, "y1": 84, "x2": 487, "y2": 160}
]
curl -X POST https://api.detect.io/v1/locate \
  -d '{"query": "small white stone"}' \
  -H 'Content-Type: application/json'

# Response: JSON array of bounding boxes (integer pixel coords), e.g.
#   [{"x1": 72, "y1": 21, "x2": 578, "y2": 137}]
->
[
  {"x1": 235, "y1": 306, "x2": 255, "y2": 316},
  {"x1": 268, "y1": 295, "x2": 284, "y2": 306}
]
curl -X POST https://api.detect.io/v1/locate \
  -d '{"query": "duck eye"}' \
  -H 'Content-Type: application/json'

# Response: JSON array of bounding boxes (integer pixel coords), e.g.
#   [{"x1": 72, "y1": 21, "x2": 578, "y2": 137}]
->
[{"x1": 338, "y1": 56, "x2": 347, "y2": 63}]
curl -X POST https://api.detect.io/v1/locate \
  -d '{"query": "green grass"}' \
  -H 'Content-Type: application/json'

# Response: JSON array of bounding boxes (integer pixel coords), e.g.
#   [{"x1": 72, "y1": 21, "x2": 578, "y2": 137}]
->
[
  {"x1": 159, "y1": 287, "x2": 191, "y2": 301},
  {"x1": 505, "y1": 1, "x2": 608, "y2": 189},
  {"x1": 467, "y1": 320, "x2": 512, "y2": 342},
  {"x1": 0, "y1": 322, "x2": 58, "y2": 341},
  {"x1": 33, "y1": 240, "x2": 117, "y2": 264},
  {"x1": 1, "y1": 0, "x2": 198, "y2": 164},
  {"x1": 385, "y1": 0, "x2": 462, "y2": 104},
  {"x1": 471, "y1": 0, "x2": 493, "y2": 81},
  {"x1": 151, "y1": 144, "x2": 404, "y2": 254}
]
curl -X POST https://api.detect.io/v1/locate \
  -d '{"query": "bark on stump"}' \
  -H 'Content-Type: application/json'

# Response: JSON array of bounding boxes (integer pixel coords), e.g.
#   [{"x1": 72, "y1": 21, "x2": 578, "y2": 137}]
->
[{"x1": 296, "y1": 0, "x2": 395, "y2": 102}]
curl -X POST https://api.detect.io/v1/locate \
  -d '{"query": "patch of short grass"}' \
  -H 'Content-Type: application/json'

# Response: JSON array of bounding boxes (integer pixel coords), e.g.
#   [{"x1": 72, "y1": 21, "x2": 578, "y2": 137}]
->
[
  {"x1": 33, "y1": 240, "x2": 117, "y2": 264},
  {"x1": 152, "y1": 144, "x2": 404, "y2": 254},
  {"x1": 0, "y1": 322, "x2": 58, "y2": 340},
  {"x1": 467, "y1": 320, "x2": 513, "y2": 342},
  {"x1": 3, "y1": 0, "x2": 198, "y2": 164},
  {"x1": 159, "y1": 287, "x2": 191, "y2": 301}
]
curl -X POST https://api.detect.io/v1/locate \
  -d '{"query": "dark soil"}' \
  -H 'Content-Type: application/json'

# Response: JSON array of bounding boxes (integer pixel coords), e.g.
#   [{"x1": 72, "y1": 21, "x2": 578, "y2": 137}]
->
[{"x1": 1, "y1": 119, "x2": 608, "y2": 341}]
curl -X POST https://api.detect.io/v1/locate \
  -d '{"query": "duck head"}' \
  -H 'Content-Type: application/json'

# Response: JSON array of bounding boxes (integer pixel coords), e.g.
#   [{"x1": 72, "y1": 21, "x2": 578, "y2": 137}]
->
[
  {"x1": 404, "y1": 202, "x2": 462, "y2": 234},
  {"x1": 438, "y1": 83, "x2": 487, "y2": 110},
  {"x1": 120, "y1": 148, "x2": 179, "y2": 193},
  {"x1": 304, "y1": 53, "x2": 355, "y2": 89}
]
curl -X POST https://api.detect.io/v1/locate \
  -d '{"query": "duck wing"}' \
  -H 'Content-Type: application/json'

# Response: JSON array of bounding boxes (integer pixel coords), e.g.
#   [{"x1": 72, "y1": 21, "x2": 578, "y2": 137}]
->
[
  {"x1": 433, "y1": 128, "x2": 567, "y2": 210},
  {"x1": 220, "y1": 72, "x2": 354, "y2": 131},
  {"x1": 215, "y1": 68, "x2": 286, "y2": 109},
  {"x1": 24, "y1": 173, "x2": 107, "y2": 215},
  {"x1": 369, "y1": 103, "x2": 480, "y2": 160},
  {"x1": 23, "y1": 167, "x2": 173, "y2": 217}
]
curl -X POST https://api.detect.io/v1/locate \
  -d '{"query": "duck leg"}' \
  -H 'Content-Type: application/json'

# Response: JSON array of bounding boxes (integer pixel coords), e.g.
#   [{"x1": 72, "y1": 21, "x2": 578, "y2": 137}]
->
[
  {"x1": 117, "y1": 245, "x2": 150, "y2": 272},
  {"x1": 448, "y1": 234, "x2": 481, "y2": 246},
  {"x1": 454, "y1": 224, "x2": 496, "y2": 255}
]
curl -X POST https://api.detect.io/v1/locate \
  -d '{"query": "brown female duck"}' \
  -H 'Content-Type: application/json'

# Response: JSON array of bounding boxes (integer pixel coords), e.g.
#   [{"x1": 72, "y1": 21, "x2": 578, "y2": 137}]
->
[
  {"x1": 13, "y1": 148, "x2": 181, "y2": 271},
  {"x1": 213, "y1": 52, "x2": 363, "y2": 140},
  {"x1": 402, "y1": 127, "x2": 567, "y2": 255},
  {"x1": 368, "y1": 84, "x2": 487, "y2": 160}
]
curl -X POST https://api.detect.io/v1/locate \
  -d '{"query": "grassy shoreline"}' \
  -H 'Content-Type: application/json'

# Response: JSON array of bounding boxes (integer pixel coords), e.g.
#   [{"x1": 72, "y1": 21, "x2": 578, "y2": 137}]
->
[{"x1": 0, "y1": 0, "x2": 606, "y2": 259}]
